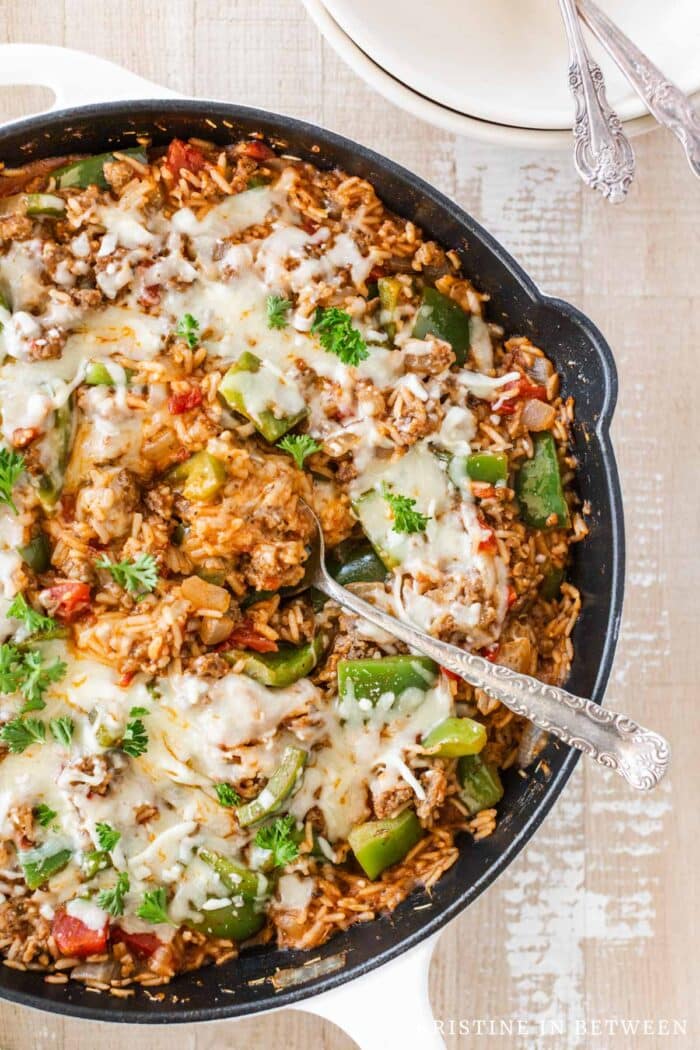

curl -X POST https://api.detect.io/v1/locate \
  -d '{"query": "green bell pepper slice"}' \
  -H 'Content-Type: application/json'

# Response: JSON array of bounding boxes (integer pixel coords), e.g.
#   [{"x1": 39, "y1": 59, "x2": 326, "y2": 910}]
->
[
  {"x1": 422, "y1": 716, "x2": 487, "y2": 757},
  {"x1": 20, "y1": 845, "x2": 72, "y2": 890},
  {"x1": 84, "y1": 360, "x2": 133, "y2": 386},
  {"x1": 515, "y1": 432, "x2": 569, "y2": 530},
  {"x1": 25, "y1": 193, "x2": 65, "y2": 217},
  {"x1": 348, "y1": 809, "x2": 422, "y2": 880},
  {"x1": 377, "y1": 276, "x2": 401, "y2": 343},
  {"x1": 218, "y1": 351, "x2": 307, "y2": 444},
  {"x1": 337, "y1": 654, "x2": 438, "y2": 706},
  {"x1": 465, "y1": 451, "x2": 508, "y2": 485},
  {"x1": 224, "y1": 635, "x2": 325, "y2": 689},
  {"x1": 236, "y1": 746, "x2": 307, "y2": 828},
  {"x1": 18, "y1": 533, "x2": 50, "y2": 573},
  {"x1": 457, "y1": 753, "x2": 504, "y2": 815},
  {"x1": 52, "y1": 148, "x2": 148, "y2": 190},
  {"x1": 541, "y1": 565, "x2": 565, "y2": 600},
  {"x1": 198, "y1": 848, "x2": 262, "y2": 897},
  {"x1": 81, "y1": 849, "x2": 112, "y2": 879},
  {"x1": 190, "y1": 898, "x2": 265, "y2": 941},
  {"x1": 194, "y1": 849, "x2": 267, "y2": 940},
  {"x1": 35, "y1": 397, "x2": 74, "y2": 510},
  {"x1": 168, "y1": 450, "x2": 227, "y2": 502},
  {"x1": 412, "y1": 287, "x2": 470, "y2": 365},
  {"x1": 326, "y1": 537, "x2": 388, "y2": 586},
  {"x1": 351, "y1": 489, "x2": 405, "y2": 570}
]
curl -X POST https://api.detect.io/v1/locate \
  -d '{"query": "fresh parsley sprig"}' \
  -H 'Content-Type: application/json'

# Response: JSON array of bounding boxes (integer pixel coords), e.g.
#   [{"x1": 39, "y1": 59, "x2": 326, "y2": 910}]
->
[
  {"x1": 382, "y1": 485, "x2": 431, "y2": 534},
  {"x1": 0, "y1": 716, "x2": 46, "y2": 754},
  {"x1": 96, "y1": 552, "x2": 158, "y2": 597},
  {"x1": 50, "y1": 716, "x2": 74, "y2": 747},
  {"x1": 311, "y1": 307, "x2": 369, "y2": 366},
  {"x1": 96, "y1": 871, "x2": 130, "y2": 917},
  {"x1": 266, "y1": 294, "x2": 292, "y2": 330},
  {"x1": 175, "y1": 313, "x2": 200, "y2": 348},
  {"x1": 276, "y1": 433, "x2": 321, "y2": 470},
  {"x1": 214, "y1": 782, "x2": 241, "y2": 808},
  {"x1": 0, "y1": 643, "x2": 67, "y2": 712},
  {"x1": 95, "y1": 821, "x2": 121, "y2": 852},
  {"x1": 0, "y1": 448, "x2": 25, "y2": 513},
  {"x1": 34, "y1": 803, "x2": 57, "y2": 828},
  {"x1": 254, "y1": 813, "x2": 300, "y2": 868},
  {"x1": 136, "y1": 886, "x2": 171, "y2": 925},
  {"x1": 7, "y1": 594, "x2": 57, "y2": 636},
  {"x1": 121, "y1": 716, "x2": 148, "y2": 758}
]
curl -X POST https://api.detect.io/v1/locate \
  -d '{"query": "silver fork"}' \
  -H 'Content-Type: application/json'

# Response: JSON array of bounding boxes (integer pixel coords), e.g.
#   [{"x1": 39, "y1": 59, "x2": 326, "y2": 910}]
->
[
  {"x1": 302, "y1": 505, "x2": 670, "y2": 791},
  {"x1": 557, "y1": 0, "x2": 635, "y2": 202},
  {"x1": 577, "y1": 0, "x2": 700, "y2": 179}
]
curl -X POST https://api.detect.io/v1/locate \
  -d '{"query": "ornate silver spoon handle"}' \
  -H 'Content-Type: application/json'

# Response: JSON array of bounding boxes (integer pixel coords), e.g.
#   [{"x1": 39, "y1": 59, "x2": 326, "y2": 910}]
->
[
  {"x1": 315, "y1": 569, "x2": 670, "y2": 791},
  {"x1": 577, "y1": 0, "x2": 700, "y2": 179},
  {"x1": 557, "y1": 0, "x2": 635, "y2": 202}
]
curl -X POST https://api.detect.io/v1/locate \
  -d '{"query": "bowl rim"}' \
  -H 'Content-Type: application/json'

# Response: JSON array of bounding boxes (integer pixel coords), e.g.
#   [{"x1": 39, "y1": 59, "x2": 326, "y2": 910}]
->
[{"x1": 0, "y1": 98, "x2": 626, "y2": 1023}]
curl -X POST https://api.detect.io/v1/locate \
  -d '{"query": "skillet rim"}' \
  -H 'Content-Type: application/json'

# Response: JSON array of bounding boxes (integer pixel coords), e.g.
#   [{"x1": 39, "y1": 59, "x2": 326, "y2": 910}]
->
[{"x1": 0, "y1": 98, "x2": 625, "y2": 1023}]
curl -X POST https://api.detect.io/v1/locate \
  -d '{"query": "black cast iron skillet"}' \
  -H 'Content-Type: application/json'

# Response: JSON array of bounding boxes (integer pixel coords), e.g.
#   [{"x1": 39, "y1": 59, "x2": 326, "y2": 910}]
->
[{"x1": 0, "y1": 100, "x2": 625, "y2": 1023}]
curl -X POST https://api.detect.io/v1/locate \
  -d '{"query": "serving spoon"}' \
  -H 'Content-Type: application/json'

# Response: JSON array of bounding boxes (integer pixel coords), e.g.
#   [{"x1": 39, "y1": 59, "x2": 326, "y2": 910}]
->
[
  {"x1": 302, "y1": 506, "x2": 670, "y2": 791},
  {"x1": 557, "y1": 0, "x2": 635, "y2": 202}
]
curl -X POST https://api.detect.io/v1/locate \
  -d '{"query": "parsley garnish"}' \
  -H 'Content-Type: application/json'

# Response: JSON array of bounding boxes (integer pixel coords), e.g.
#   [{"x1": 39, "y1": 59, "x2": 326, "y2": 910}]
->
[
  {"x1": 175, "y1": 313, "x2": 200, "y2": 348},
  {"x1": 7, "y1": 594, "x2": 56, "y2": 636},
  {"x1": 0, "y1": 717, "x2": 46, "y2": 754},
  {"x1": 0, "y1": 448, "x2": 25, "y2": 513},
  {"x1": 311, "y1": 307, "x2": 369, "y2": 366},
  {"x1": 34, "y1": 803, "x2": 57, "y2": 828},
  {"x1": 0, "y1": 644, "x2": 66, "y2": 712},
  {"x1": 50, "y1": 716, "x2": 74, "y2": 747},
  {"x1": 382, "y1": 485, "x2": 431, "y2": 534},
  {"x1": 121, "y1": 717, "x2": 148, "y2": 758},
  {"x1": 276, "y1": 433, "x2": 321, "y2": 469},
  {"x1": 96, "y1": 553, "x2": 158, "y2": 596},
  {"x1": 214, "y1": 782, "x2": 241, "y2": 808},
  {"x1": 96, "y1": 871, "x2": 130, "y2": 917},
  {"x1": 254, "y1": 814, "x2": 300, "y2": 868},
  {"x1": 136, "y1": 886, "x2": 170, "y2": 925},
  {"x1": 95, "y1": 821, "x2": 120, "y2": 852},
  {"x1": 266, "y1": 294, "x2": 292, "y2": 330}
]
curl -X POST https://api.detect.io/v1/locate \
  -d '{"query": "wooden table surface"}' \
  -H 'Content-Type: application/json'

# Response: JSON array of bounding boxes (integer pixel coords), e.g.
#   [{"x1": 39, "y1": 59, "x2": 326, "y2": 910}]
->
[{"x1": 1, "y1": 2, "x2": 698, "y2": 1047}]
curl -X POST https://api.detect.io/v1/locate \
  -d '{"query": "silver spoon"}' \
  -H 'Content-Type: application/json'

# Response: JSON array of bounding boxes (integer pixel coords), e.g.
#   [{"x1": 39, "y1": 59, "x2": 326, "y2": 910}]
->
[
  {"x1": 302, "y1": 506, "x2": 670, "y2": 791},
  {"x1": 557, "y1": 0, "x2": 635, "y2": 202},
  {"x1": 577, "y1": 0, "x2": 700, "y2": 179}
]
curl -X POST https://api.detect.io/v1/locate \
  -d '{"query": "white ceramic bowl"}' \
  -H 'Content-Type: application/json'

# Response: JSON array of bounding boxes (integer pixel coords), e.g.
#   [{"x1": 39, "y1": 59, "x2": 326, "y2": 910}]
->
[{"x1": 303, "y1": 0, "x2": 700, "y2": 149}]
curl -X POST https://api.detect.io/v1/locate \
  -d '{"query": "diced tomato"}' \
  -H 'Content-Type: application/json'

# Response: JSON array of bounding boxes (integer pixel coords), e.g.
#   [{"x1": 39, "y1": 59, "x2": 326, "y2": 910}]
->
[
  {"x1": 471, "y1": 482, "x2": 498, "y2": 499},
  {"x1": 242, "y1": 140, "x2": 275, "y2": 161},
  {"x1": 368, "y1": 265, "x2": 387, "y2": 281},
  {"x1": 476, "y1": 518, "x2": 498, "y2": 555},
  {"x1": 494, "y1": 376, "x2": 547, "y2": 416},
  {"x1": 482, "y1": 644, "x2": 500, "y2": 663},
  {"x1": 119, "y1": 671, "x2": 136, "y2": 688},
  {"x1": 507, "y1": 585, "x2": 517, "y2": 609},
  {"x1": 52, "y1": 910, "x2": 108, "y2": 958},
  {"x1": 111, "y1": 926, "x2": 161, "y2": 959},
  {"x1": 301, "y1": 218, "x2": 319, "y2": 235},
  {"x1": 40, "y1": 580, "x2": 91, "y2": 622},
  {"x1": 441, "y1": 666, "x2": 460, "y2": 682},
  {"x1": 167, "y1": 387, "x2": 203, "y2": 415},
  {"x1": 219, "y1": 622, "x2": 278, "y2": 654},
  {"x1": 165, "y1": 139, "x2": 206, "y2": 176}
]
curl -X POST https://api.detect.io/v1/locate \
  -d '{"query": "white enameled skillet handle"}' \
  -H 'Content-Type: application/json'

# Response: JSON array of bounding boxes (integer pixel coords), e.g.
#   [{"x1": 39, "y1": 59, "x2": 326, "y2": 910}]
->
[
  {"x1": 0, "y1": 44, "x2": 180, "y2": 112},
  {"x1": 290, "y1": 935, "x2": 445, "y2": 1050}
]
